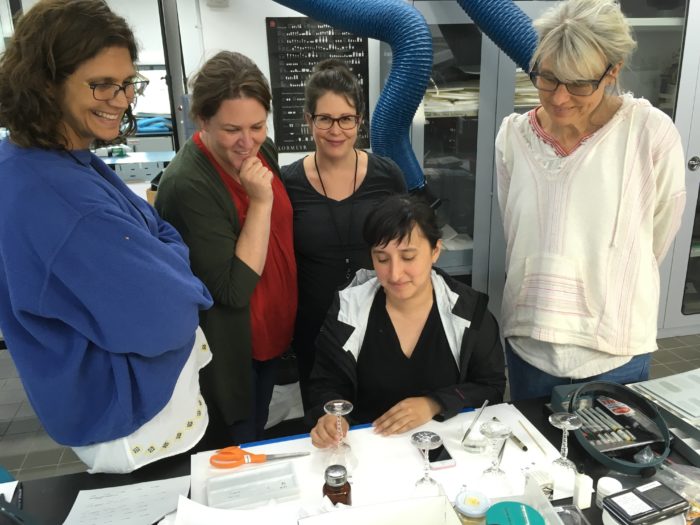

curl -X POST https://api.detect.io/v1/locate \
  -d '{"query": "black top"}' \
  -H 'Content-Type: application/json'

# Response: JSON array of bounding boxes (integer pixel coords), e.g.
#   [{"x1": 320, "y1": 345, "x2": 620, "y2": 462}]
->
[
  {"x1": 355, "y1": 289, "x2": 458, "y2": 423},
  {"x1": 282, "y1": 152, "x2": 406, "y2": 355}
]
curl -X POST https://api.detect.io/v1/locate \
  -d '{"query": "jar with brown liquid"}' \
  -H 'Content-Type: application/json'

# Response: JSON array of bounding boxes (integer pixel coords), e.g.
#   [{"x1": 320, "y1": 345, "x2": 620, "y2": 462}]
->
[{"x1": 322, "y1": 464, "x2": 352, "y2": 506}]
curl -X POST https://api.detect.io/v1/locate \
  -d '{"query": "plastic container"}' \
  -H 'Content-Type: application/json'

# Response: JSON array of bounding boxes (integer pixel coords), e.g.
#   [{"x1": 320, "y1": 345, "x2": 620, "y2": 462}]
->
[
  {"x1": 461, "y1": 425, "x2": 488, "y2": 454},
  {"x1": 454, "y1": 489, "x2": 490, "y2": 524},
  {"x1": 596, "y1": 477, "x2": 623, "y2": 509},
  {"x1": 574, "y1": 472, "x2": 594, "y2": 509}
]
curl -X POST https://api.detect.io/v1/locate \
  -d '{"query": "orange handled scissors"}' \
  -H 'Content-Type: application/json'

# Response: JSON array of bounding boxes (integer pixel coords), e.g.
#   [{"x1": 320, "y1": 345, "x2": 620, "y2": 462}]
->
[{"x1": 209, "y1": 446, "x2": 310, "y2": 469}]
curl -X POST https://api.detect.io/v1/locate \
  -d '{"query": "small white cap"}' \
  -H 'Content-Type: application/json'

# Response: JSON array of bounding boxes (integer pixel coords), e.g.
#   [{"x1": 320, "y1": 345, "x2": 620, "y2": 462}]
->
[{"x1": 596, "y1": 476, "x2": 623, "y2": 508}]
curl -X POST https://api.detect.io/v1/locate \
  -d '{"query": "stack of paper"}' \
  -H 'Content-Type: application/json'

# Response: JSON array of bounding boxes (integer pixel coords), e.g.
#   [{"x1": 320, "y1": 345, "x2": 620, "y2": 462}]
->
[
  {"x1": 424, "y1": 81, "x2": 480, "y2": 118},
  {"x1": 630, "y1": 369, "x2": 700, "y2": 425}
]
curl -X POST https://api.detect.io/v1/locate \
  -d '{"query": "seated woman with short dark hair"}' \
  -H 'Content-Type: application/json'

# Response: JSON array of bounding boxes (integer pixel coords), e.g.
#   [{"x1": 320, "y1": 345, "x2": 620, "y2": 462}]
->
[{"x1": 306, "y1": 194, "x2": 506, "y2": 448}]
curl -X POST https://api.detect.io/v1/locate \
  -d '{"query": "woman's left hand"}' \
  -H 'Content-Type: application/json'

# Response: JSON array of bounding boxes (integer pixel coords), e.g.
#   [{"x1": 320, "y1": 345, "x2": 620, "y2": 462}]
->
[{"x1": 372, "y1": 397, "x2": 441, "y2": 436}]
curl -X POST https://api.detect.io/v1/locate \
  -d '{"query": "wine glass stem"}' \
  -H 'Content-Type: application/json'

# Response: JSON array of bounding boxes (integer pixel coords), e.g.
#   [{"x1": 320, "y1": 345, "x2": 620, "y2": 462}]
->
[
  {"x1": 423, "y1": 447, "x2": 430, "y2": 482},
  {"x1": 561, "y1": 428, "x2": 569, "y2": 460},
  {"x1": 336, "y1": 415, "x2": 342, "y2": 444}
]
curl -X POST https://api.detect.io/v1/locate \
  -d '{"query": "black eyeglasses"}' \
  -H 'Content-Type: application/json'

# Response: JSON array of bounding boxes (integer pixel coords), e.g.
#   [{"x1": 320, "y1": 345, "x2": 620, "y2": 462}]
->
[
  {"x1": 310, "y1": 114, "x2": 360, "y2": 130},
  {"x1": 529, "y1": 64, "x2": 612, "y2": 96},
  {"x1": 84, "y1": 77, "x2": 149, "y2": 101}
]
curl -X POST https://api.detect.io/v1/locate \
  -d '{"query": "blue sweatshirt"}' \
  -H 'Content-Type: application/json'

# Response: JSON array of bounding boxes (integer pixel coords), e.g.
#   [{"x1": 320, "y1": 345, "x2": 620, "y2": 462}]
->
[{"x1": 0, "y1": 140, "x2": 213, "y2": 446}]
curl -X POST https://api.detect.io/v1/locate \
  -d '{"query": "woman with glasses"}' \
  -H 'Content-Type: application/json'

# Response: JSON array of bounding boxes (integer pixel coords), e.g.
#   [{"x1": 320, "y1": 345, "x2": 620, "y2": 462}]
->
[
  {"x1": 496, "y1": 0, "x2": 686, "y2": 401},
  {"x1": 155, "y1": 51, "x2": 297, "y2": 445},
  {"x1": 282, "y1": 59, "x2": 406, "y2": 409},
  {"x1": 0, "y1": 0, "x2": 213, "y2": 472}
]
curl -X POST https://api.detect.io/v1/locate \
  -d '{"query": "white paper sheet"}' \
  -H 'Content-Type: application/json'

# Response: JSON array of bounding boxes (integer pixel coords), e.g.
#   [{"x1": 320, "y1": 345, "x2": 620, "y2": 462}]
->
[
  {"x1": 0, "y1": 481, "x2": 18, "y2": 503},
  {"x1": 62, "y1": 475, "x2": 190, "y2": 525}
]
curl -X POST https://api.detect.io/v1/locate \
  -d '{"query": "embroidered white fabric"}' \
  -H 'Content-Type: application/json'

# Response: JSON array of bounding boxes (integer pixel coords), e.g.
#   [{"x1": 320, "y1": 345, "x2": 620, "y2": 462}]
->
[{"x1": 73, "y1": 327, "x2": 212, "y2": 474}]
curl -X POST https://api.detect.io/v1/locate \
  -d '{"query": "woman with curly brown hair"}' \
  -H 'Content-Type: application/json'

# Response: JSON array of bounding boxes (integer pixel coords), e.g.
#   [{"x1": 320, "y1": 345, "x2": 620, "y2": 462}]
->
[{"x1": 0, "y1": 0, "x2": 213, "y2": 473}]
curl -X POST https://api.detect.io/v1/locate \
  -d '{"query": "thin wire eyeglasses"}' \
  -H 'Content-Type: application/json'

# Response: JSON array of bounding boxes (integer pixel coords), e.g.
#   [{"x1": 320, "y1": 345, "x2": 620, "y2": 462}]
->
[
  {"x1": 310, "y1": 114, "x2": 360, "y2": 130},
  {"x1": 529, "y1": 64, "x2": 612, "y2": 97},
  {"x1": 84, "y1": 77, "x2": 150, "y2": 101}
]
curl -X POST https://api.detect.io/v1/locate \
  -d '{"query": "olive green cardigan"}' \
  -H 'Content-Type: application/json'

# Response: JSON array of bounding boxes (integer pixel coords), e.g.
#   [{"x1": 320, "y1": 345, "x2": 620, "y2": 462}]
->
[{"x1": 155, "y1": 137, "x2": 280, "y2": 425}]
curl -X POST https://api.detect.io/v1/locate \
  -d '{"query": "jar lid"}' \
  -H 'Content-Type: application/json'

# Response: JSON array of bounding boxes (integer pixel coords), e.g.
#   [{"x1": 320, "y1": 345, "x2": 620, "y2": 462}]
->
[
  {"x1": 454, "y1": 490, "x2": 490, "y2": 517},
  {"x1": 597, "y1": 477, "x2": 623, "y2": 497},
  {"x1": 485, "y1": 502, "x2": 545, "y2": 525},
  {"x1": 324, "y1": 464, "x2": 348, "y2": 487}
]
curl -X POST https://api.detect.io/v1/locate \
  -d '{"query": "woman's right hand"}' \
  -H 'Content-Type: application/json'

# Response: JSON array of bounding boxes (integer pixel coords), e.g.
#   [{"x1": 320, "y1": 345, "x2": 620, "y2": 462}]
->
[
  {"x1": 310, "y1": 414, "x2": 349, "y2": 448},
  {"x1": 238, "y1": 156, "x2": 273, "y2": 205}
]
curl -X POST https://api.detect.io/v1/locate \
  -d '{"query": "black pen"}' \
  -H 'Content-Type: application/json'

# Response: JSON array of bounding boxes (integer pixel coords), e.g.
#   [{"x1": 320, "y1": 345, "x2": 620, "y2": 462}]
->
[{"x1": 492, "y1": 416, "x2": 528, "y2": 452}]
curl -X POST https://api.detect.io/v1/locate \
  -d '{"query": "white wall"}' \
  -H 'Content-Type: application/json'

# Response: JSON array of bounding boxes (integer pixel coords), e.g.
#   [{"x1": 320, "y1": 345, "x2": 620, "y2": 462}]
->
[{"x1": 21, "y1": 0, "x2": 164, "y2": 64}]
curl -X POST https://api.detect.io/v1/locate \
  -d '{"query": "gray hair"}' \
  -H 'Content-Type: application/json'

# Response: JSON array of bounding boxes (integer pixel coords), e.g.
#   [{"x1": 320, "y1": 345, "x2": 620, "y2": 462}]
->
[{"x1": 530, "y1": 0, "x2": 636, "y2": 85}]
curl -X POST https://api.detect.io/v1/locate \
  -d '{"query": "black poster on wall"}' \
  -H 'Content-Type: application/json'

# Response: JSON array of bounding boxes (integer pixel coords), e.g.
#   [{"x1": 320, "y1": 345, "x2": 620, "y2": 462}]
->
[{"x1": 266, "y1": 17, "x2": 370, "y2": 153}]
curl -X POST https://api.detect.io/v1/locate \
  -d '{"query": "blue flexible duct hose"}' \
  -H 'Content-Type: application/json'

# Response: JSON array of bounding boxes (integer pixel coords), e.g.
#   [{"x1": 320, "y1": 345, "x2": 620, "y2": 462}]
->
[
  {"x1": 273, "y1": 0, "x2": 432, "y2": 190},
  {"x1": 455, "y1": 0, "x2": 537, "y2": 71}
]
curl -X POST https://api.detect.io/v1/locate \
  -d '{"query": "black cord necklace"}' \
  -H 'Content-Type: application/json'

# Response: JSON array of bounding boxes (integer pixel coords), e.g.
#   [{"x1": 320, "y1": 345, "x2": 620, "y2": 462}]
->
[{"x1": 314, "y1": 148, "x2": 359, "y2": 280}]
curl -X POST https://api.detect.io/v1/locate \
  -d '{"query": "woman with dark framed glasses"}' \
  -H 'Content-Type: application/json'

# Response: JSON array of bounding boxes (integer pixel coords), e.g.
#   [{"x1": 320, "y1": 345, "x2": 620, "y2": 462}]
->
[
  {"x1": 0, "y1": 0, "x2": 214, "y2": 473},
  {"x1": 496, "y1": 0, "x2": 686, "y2": 401},
  {"x1": 282, "y1": 59, "x2": 406, "y2": 410}
]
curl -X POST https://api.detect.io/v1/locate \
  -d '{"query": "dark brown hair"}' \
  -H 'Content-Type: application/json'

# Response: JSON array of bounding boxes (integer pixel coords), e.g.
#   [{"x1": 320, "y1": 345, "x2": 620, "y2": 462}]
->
[
  {"x1": 189, "y1": 51, "x2": 271, "y2": 123},
  {"x1": 363, "y1": 194, "x2": 441, "y2": 249},
  {"x1": 304, "y1": 59, "x2": 365, "y2": 117},
  {"x1": 0, "y1": 0, "x2": 138, "y2": 150}
]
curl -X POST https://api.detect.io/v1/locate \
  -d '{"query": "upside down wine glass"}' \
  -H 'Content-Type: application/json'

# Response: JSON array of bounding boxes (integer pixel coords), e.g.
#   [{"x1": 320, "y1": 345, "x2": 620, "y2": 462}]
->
[
  {"x1": 549, "y1": 412, "x2": 583, "y2": 472},
  {"x1": 480, "y1": 420, "x2": 512, "y2": 478},
  {"x1": 323, "y1": 400, "x2": 356, "y2": 470},
  {"x1": 411, "y1": 431, "x2": 443, "y2": 493}
]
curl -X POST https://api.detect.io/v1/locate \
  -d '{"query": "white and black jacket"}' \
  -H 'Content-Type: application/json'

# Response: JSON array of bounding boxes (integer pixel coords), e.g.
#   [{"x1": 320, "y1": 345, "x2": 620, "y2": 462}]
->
[{"x1": 304, "y1": 267, "x2": 506, "y2": 427}]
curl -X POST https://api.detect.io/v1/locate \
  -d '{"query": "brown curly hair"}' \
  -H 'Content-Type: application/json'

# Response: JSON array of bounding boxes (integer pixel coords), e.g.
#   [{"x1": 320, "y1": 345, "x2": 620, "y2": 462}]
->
[
  {"x1": 189, "y1": 51, "x2": 271, "y2": 124},
  {"x1": 0, "y1": 0, "x2": 139, "y2": 150}
]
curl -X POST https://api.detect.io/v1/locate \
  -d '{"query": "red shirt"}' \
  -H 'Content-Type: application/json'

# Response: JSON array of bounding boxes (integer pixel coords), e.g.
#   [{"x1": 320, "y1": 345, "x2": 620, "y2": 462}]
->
[{"x1": 193, "y1": 131, "x2": 297, "y2": 361}]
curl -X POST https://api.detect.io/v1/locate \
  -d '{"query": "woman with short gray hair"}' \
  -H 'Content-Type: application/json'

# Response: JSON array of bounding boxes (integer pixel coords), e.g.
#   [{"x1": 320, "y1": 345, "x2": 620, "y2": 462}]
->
[{"x1": 496, "y1": 0, "x2": 686, "y2": 400}]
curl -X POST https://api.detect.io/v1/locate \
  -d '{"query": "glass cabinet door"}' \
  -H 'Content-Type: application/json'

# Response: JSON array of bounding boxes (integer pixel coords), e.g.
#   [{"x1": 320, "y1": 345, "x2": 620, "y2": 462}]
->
[
  {"x1": 422, "y1": 21, "x2": 482, "y2": 279},
  {"x1": 512, "y1": 0, "x2": 687, "y2": 118},
  {"x1": 380, "y1": 2, "x2": 495, "y2": 284}
]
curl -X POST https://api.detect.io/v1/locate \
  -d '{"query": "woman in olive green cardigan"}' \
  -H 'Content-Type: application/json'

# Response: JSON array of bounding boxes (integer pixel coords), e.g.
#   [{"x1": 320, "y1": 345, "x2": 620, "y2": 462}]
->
[{"x1": 156, "y1": 52, "x2": 297, "y2": 444}]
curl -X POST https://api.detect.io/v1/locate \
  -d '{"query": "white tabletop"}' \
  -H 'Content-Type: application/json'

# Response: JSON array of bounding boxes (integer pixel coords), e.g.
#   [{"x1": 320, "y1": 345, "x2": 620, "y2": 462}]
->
[{"x1": 190, "y1": 403, "x2": 562, "y2": 522}]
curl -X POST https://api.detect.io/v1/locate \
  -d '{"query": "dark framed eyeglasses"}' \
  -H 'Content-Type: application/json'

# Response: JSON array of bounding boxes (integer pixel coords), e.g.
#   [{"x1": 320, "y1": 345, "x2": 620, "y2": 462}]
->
[
  {"x1": 310, "y1": 114, "x2": 360, "y2": 130},
  {"x1": 529, "y1": 64, "x2": 612, "y2": 96},
  {"x1": 84, "y1": 76, "x2": 150, "y2": 101}
]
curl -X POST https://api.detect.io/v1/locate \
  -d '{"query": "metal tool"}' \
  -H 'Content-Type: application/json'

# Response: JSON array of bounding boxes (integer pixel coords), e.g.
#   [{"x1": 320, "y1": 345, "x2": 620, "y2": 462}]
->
[
  {"x1": 461, "y1": 399, "x2": 489, "y2": 444},
  {"x1": 209, "y1": 446, "x2": 310, "y2": 469}
]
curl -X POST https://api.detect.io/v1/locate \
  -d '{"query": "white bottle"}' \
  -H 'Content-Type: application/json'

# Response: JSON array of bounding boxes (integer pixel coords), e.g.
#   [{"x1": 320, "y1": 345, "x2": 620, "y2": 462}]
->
[{"x1": 573, "y1": 472, "x2": 593, "y2": 509}]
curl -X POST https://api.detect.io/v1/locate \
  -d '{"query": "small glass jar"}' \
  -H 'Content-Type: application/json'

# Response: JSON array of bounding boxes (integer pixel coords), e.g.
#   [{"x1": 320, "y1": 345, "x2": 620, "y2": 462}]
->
[
  {"x1": 323, "y1": 464, "x2": 352, "y2": 506},
  {"x1": 454, "y1": 489, "x2": 490, "y2": 524}
]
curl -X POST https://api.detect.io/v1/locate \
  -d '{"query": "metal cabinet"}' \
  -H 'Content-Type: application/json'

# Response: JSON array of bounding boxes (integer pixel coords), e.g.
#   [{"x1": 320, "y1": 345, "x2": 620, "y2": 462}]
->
[
  {"x1": 385, "y1": 1, "x2": 693, "y2": 331},
  {"x1": 379, "y1": 1, "x2": 502, "y2": 287},
  {"x1": 661, "y1": 0, "x2": 700, "y2": 336}
]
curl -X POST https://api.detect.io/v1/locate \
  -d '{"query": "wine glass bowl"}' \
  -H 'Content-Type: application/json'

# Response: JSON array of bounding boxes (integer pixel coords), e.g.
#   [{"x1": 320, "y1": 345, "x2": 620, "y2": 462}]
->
[
  {"x1": 548, "y1": 412, "x2": 583, "y2": 472},
  {"x1": 410, "y1": 431, "x2": 443, "y2": 491}
]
